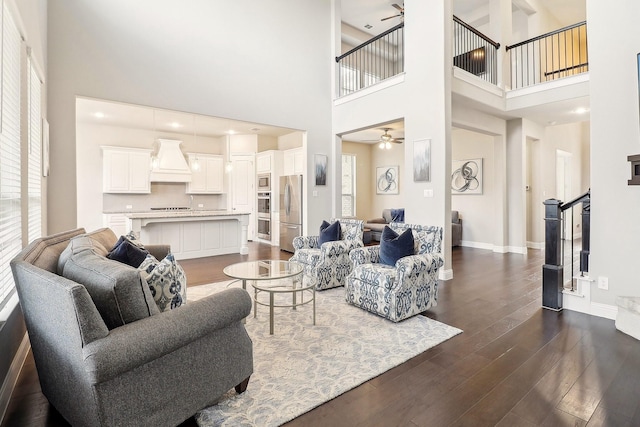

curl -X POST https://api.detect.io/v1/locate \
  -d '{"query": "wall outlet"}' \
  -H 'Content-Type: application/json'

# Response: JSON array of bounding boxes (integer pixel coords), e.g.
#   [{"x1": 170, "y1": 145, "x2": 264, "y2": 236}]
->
[
  {"x1": 313, "y1": 190, "x2": 318, "y2": 197},
  {"x1": 198, "y1": 203, "x2": 204, "y2": 208},
  {"x1": 597, "y1": 276, "x2": 609, "y2": 290},
  {"x1": 423, "y1": 189, "x2": 433, "y2": 198},
  {"x1": 125, "y1": 204, "x2": 133, "y2": 209}
]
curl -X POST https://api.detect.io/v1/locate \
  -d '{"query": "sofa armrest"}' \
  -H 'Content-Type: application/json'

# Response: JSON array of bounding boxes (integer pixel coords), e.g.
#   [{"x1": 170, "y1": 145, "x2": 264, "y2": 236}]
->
[
  {"x1": 366, "y1": 217, "x2": 387, "y2": 224},
  {"x1": 396, "y1": 253, "x2": 444, "y2": 276},
  {"x1": 82, "y1": 287, "x2": 251, "y2": 384},
  {"x1": 349, "y1": 245, "x2": 381, "y2": 266},
  {"x1": 293, "y1": 235, "x2": 319, "y2": 250},
  {"x1": 145, "y1": 244, "x2": 170, "y2": 260}
]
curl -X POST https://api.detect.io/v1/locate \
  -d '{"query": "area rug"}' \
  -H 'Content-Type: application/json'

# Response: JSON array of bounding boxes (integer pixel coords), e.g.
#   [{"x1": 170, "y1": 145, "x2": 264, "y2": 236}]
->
[{"x1": 189, "y1": 281, "x2": 462, "y2": 427}]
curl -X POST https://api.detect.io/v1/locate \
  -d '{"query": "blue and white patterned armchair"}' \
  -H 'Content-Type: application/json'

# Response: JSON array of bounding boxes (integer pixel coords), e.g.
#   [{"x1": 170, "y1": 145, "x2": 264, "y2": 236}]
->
[
  {"x1": 345, "y1": 223, "x2": 444, "y2": 322},
  {"x1": 290, "y1": 218, "x2": 364, "y2": 290}
]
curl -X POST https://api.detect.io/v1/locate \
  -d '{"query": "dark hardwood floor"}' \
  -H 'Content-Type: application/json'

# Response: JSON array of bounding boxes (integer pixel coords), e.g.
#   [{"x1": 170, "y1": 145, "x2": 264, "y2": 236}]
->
[{"x1": 3, "y1": 244, "x2": 640, "y2": 426}]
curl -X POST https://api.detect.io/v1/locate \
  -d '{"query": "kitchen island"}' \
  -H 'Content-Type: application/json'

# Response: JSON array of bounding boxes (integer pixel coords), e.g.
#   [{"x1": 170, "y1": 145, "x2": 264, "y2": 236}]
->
[{"x1": 126, "y1": 210, "x2": 250, "y2": 260}]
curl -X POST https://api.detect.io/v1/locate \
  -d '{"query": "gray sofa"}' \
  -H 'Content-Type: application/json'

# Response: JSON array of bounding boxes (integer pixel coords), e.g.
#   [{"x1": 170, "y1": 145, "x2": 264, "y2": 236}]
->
[
  {"x1": 364, "y1": 209, "x2": 404, "y2": 242},
  {"x1": 452, "y1": 210, "x2": 462, "y2": 247},
  {"x1": 10, "y1": 227, "x2": 253, "y2": 427}
]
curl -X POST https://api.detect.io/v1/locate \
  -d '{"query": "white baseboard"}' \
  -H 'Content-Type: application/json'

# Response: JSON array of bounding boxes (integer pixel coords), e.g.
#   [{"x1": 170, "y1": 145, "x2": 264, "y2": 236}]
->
[
  {"x1": 0, "y1": 333, "x2": 30, "y2": 424},
  {"x1": 461, "y1": 241, "x2": 528, "y2": 255},
  {"x1": 562, "y1": 276, "x2": 617, "y2": 320},
  {"x1": 439, "y1": 269, "x2": 453, "y2": 281},
  {"x1": 527, "y1": 241, "x2": 544, "y2": 250}
]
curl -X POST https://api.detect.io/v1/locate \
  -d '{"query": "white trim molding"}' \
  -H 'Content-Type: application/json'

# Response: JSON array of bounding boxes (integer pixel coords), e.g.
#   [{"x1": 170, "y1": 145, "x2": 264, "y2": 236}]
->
[
  {"x1": 439, "y1": 269, "x2": 453, "y2": 281},
  {"x1": 0, "y1": 333, "x2": 30, "y2": 424}
]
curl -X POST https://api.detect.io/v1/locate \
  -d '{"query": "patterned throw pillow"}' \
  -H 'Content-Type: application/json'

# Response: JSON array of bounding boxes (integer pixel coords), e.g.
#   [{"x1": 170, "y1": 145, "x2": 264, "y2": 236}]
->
[
  {"x1": 379, "y1": 226, "x2": 414, "y2": 266},
  {"x1": 318, "y1": 220, "x2": 341, "y2": 246},
  {"x1": 139, "y1": 252, "x2": 187, "y2": 312}
]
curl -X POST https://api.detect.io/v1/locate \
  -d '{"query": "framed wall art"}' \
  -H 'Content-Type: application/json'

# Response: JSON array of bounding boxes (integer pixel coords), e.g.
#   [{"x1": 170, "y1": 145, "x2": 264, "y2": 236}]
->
[
  {"x1": 376, "y1": 165, "x2": 399, "y2": 194},
  {"x1": 314, "y1": 154, "x2": 327, "y2": 186},
  {"x1": 451, "y1": 158, "x2": 483, "y2": 195},
  {"x1": 413, "y1": 138, "x2": 431, "y2": 182}
]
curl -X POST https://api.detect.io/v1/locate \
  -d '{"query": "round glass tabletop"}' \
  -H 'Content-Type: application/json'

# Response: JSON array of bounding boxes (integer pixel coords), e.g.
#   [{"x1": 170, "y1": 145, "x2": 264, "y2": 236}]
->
[{"x1": 223, "y1": 260, "x2": 303, "y2": 281}]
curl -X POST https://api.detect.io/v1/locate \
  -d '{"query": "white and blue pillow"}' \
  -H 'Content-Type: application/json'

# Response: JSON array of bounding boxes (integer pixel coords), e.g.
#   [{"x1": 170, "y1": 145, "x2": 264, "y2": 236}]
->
[{"x1": 139, "y1": 252, "x2": 187, "y2": 312}]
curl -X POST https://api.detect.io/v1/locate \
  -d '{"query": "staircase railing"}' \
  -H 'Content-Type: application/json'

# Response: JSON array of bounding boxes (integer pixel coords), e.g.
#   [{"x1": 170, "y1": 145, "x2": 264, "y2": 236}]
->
[
  {"x1": 335, "y1": 23, "x2": 404, "y2": 97},
  {"x1": 453, "y1": 15, "x2": 500, "y2": 85},
  {"x1": 505, "y1": 21, "x2": 588, "y2": 90},
  {"x1": 542, "y1": 189, "x2": 590, "y2": 311}
]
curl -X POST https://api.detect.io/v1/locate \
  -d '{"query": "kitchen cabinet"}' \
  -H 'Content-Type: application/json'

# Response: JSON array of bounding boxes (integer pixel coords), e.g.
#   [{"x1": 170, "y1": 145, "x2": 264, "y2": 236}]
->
[
  {"x1": 103, "y1": 213, "x2": 130, "y2": 237},
  {"x1": 283, "y1": 147, "x2": 304, "y2": 176},
  {"x1": 102, "y1": 146, "x2": 152, "y2": 194},
  {"x1": 186, "y1": 153, "x2": 224, "y2": 194}
]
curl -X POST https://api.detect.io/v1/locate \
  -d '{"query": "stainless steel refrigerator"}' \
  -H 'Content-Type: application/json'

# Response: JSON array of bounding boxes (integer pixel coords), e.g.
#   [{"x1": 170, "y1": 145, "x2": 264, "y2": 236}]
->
[{"x1": 279, "y1": 175, "x2": 303, "y2": 253}]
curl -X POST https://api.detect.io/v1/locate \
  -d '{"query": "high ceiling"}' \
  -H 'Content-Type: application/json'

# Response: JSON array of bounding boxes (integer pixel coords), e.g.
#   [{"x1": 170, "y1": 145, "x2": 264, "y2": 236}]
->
[
  {"x1": 76, "y1": 98, "x2": 298, "y2": 140},
  {"x1": 340, "y1": 0, "x2": 589, "y2": 142}
]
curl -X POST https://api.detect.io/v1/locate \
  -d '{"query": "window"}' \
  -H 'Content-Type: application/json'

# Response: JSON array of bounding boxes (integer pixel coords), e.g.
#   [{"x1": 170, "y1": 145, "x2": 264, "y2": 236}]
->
[
  {"x1": 28, "y1": 58, "x2": 42, "y2": 243},
  {"x1": 341, "y1": 154, "x2": 356, "y2": 217},
  {"x1": 0, "y1": 3, "x2": 23, "y2": 311}
]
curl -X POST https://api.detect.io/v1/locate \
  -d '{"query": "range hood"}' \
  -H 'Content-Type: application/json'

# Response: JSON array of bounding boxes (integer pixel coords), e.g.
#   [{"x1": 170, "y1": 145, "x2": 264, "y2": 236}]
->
[{"x1": 150, "y1": 139, "x2": 192, "y2": 183}]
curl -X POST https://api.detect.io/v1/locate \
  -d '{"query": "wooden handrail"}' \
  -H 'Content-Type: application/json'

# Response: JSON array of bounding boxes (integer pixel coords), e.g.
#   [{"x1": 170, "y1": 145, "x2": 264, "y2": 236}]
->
[
  {"x1": 336, "y1": 23, "x2": 404, "y2": 62},
  {"x1": 506, "y1": 21, "x2": 587, "y2": 51}
]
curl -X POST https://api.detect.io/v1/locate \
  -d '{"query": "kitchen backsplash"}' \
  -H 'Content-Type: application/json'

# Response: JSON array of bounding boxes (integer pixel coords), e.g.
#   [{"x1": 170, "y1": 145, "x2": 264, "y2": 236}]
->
[{"x1": 103, "y1": 183, "x2": 227, "y2": 213}]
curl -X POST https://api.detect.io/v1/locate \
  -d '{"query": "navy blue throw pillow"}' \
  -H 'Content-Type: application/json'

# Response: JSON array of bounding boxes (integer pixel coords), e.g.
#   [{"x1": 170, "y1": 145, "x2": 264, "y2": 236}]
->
[
  {"x1": 379, "y1": 226, "x2": 414, "y2": 266},
  {"x1": 107, "y1": 239, "x2": 149, "y2": 268},
  {"x1": 318, "y1": 220, "x2": 341, "y2": 246}
]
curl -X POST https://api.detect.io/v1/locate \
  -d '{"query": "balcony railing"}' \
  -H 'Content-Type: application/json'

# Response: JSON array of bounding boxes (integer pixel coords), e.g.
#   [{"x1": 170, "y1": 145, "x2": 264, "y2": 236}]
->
[
  {"x1": 453, "y1": 15, "x2": 500, "y2": 85},
  {"x1": 542, "y1": 190, "x2": 590, "y2": 311},
  {"x1": 336, "y1": 23, "x2": 404, "y2": 97},
  {"x1": 506, "y1": 22, "x2": 588, "y2": 90}
]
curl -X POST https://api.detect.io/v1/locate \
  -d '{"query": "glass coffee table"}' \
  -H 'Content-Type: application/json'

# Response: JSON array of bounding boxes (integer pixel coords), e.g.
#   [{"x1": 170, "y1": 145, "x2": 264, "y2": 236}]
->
[{"x1": 223, "y1": 260, "x2": 315, "y2": 335}]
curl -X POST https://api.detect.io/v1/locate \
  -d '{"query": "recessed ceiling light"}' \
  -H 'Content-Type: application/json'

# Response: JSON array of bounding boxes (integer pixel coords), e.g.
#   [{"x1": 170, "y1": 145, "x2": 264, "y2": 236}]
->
[
  {"x1": 574, "y1": 107, "x2": 589, "y2": 114},
  {"x1": 228, "y1": 129, "x2": 236, "y2": 135},
  {"x1": 94, "y1": 112, "x2": 105, "y2": 119},
  {"x1": 364, "y1": 24, "x2": 373, "y2": 29},
  {"x1": 170, "y1": 122, "x2": 182, "y2": 128}
]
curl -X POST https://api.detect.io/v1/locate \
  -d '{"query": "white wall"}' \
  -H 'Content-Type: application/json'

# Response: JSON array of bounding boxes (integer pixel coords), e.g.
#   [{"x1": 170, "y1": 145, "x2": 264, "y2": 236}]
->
[
  {"x1": 587, "y1": 0, "x2": 640, "y2": 307},
  {"x1": 451, "y1": 128, "x2": 495, "y2": 247},
  {"x1": 333, "y1": 0, "x2": 454, "y2": 274},
  {"x1": 370, "y1": 143, "x2": 405, "y2": 218},
  {"x1": 47, "y1": 0, "x2": 332, "y2": 234}
]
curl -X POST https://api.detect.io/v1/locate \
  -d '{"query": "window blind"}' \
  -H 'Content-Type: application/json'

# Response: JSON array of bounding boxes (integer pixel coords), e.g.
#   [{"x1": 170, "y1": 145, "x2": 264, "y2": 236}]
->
[
  {"x1": 0, "y1": 3, "x2": 23, "y2": 310},
  {"x1": 27, "y1": 58, "x2": 42, "y2": 243}
]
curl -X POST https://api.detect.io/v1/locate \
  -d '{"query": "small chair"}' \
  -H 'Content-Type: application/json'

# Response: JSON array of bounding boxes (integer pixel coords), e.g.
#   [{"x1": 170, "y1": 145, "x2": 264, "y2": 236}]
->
[
  {"x1": 290, "y1": 218, "x2": 364, "y2": 290},
  {"x1": 345, "y1": 223, "x2": 444, "y2": 322}
]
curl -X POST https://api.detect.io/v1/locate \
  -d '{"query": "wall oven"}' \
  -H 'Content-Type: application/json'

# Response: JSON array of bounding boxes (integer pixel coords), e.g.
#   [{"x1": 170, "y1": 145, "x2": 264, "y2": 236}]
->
[
  {"x1": 257, "y1": 173, "x2": 271, "y2": 191},
  {"x1": 257, "y1": 191, "x2": 271, "y2": 240}
]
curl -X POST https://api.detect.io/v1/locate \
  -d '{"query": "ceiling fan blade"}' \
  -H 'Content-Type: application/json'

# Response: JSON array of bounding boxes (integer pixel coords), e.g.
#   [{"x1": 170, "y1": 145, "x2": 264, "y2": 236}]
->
[
  {"x1": 381, "y1": 14, "x2": 401, "y2": 21},
  {"x1": 392, "y1": 3, "x2": 404, "y2": 12}
]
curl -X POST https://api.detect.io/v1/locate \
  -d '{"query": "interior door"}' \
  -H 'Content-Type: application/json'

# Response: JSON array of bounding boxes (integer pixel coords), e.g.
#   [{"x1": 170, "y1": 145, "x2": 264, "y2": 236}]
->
[{"x1": 231, "y1": 154, "x2": 256, "y2": 240}]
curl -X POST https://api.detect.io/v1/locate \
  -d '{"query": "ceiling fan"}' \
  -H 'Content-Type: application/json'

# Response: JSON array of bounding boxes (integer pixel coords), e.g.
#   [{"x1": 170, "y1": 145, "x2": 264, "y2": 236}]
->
[
  {"x1": 381, "y1": 4, "x2": 404, "y2": 22},
  {"x1": 365, "y1": 128, "x2": 404, "y2": 149}
]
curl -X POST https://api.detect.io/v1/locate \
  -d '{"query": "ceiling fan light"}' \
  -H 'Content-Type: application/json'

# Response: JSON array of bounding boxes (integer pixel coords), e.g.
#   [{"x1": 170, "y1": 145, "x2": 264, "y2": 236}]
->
[
  {"x1": 385, "y1": 142, "x2": 392, "y2": 149},
  {"x1": 379, "y1": 142, "x2": 385, "y2": 149},
  {"x1": 381, "y1": 134, "x2": 392, "y2": 142}
]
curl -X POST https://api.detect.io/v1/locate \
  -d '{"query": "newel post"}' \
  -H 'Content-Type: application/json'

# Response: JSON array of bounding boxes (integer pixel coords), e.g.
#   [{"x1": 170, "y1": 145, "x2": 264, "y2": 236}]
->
[{"x1": 543, "y1": 199, "x2": 563, "y2": 311}]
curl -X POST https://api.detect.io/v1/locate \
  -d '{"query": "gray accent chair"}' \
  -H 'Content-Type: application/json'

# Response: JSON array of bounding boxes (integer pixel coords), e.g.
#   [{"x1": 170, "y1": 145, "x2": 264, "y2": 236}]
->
[
  {"x1": 364, "y1": 209, "x2": 404, "y2": 242},
  {"x1": 10, "y1": 228, "x2": 253, "y2": 427}
]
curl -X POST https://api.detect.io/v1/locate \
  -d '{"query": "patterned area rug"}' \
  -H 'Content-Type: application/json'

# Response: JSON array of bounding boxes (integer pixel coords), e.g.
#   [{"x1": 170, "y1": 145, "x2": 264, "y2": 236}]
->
[{"x1": 190, "y1": 281, "x2": 462, "y2": 427}]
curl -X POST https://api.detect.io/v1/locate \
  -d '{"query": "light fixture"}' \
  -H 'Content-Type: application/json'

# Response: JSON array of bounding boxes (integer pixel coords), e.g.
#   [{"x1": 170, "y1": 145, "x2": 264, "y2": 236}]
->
[
  {"x1": 379, "y1": 141, "x2": 385, "y2": 149},
  {"x1": 94, "y1": 112, "x2": 105, "y2": 119},
  {"x1": 574, "y1": 107, "x2": 589, "y2": 114},
  {"x1": 385, "y1": 141, "x2": 392, "y2": 149},
  {"x1": 170, "y1": 122, "x2": 182, "y2": 129}
]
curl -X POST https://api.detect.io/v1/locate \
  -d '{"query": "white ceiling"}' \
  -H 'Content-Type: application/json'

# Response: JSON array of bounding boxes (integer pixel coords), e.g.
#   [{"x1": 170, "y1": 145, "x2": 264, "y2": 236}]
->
[{"x1": 76, "y1": 98, "x2": 298, "y2": 139}]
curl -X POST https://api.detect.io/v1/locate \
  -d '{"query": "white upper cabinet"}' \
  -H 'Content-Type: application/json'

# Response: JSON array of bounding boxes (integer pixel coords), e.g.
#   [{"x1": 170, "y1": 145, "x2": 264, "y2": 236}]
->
[
  {"x1": 256, "y1": 152, "x2": 272, "y2": 173},
  {"x1": 102, "y1": 146, "x2": 152, "y2": 194},
  {"x1": 283, "y1": 147, "x2": 304, "y2": 176},
  {"x1": 186, "y1": 153, "x2": 224, "y2": 194}
]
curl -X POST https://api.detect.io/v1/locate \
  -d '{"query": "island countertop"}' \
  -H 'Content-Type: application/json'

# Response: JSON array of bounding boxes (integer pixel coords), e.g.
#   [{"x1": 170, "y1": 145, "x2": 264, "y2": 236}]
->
[{"x1": 124, "y1": 210, "x2": 250, "y2": 219}]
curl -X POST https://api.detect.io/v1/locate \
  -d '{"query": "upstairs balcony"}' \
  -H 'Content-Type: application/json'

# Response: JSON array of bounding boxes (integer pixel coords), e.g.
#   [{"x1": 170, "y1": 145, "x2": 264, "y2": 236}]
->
[{"x1": 335, "y1": 17, "x2": 589, "y2": 98}]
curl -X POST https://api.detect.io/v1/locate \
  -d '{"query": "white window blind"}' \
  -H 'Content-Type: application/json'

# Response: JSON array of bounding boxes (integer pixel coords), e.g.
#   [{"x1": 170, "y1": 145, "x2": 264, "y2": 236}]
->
[
  {"x1": 341, "y1": 154, "x2": 356, "y2": 217},
  {"x1": 0, "y1": 4, "x2": 23, "y2": 310},
  {"x1": 27, "y1": 58, "x2": 42, "y2": 243}
]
